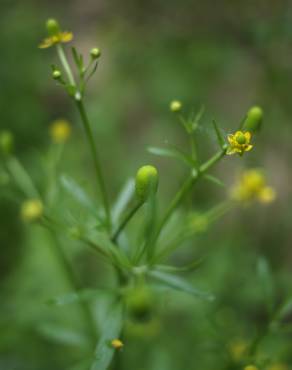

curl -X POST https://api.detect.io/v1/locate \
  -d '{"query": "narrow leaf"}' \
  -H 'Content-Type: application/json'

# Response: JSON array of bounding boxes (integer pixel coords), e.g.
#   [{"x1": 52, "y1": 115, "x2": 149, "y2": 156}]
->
[
  {"x1": 155, "y1": 258, "x2": 204, "y2": 273},
  {"x1": 212, "y1": 120, "x2": 225, "y2": 148},
  {"x1": 148, "y1": 270, "x2": 214, "y2": 301},
  {"x1": 148, "y1": 146, "x2": 195, "y2": 167},
  {"x1": 203, "y1": 174, "x2": 225, "y2": 187},
  {"x1": 61, "y1": 175, "x2": 101, "y2": 219},
  {"x1": 112, "y1": 178, "x2": 135, "y2": 223},
  {"x1": 47, "y1": 288, "x2": 113, "y2": 306},
  {"x1": 38, "y1": 323, "x2": 89, "y2": 347},
  {"x1": 90, "y1": 302, "x2": 124, "y2": 370}
]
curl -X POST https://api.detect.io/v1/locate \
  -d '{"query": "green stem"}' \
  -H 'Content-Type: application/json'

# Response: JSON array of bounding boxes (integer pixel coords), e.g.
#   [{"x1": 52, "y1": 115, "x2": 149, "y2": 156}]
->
[
  {"x1": 56, "y1": 44, "x2": 76, "y2": 86},
  {"x1": 111, "y1": 201, "x2": 143, "y2": 243},
  {"x1": 75, "y1": 99, "x2": 111, "y2": 230},
  {"x1": 153, "y1": 147, "x2": 227, "y2": 245}
]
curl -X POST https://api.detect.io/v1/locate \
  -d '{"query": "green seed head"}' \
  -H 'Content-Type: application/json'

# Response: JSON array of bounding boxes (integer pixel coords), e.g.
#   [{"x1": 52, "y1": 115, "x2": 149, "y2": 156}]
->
[
  {"x1": 0, "y1": 130, "x2": 14, "y2": 155},
  {"x1": 170, "y1": 100, "x2": 182, "y2": 113},
  {"x1": 46, "y1": 18, "x2": 60, "y2": 36},
  {"x1": 243, "y1": 106, "x2": 263, "y2": 132},
  {"x1": 90, "y1": 48, "x2": 101, "y2": 59},
  {"x1": 236, "y1": 132, "x2": 247, "y2": 145},
  {"x1": 135, "y1": 165, "x2": 158, "y2": 202},
  {"x1": 52, "y1": 70, "x2": 62, "y2": 80}
]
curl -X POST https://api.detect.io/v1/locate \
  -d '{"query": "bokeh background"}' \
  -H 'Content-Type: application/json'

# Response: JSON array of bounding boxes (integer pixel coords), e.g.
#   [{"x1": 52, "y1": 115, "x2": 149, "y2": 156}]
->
[{"x1": 1, "y1": 0, "x2": 292, "y2": 369}]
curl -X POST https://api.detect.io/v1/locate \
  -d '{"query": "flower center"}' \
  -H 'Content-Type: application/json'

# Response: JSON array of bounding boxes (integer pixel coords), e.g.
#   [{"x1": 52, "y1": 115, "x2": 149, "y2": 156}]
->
[{"x1": 236, "y1": 133, "x2": 246, "y2": 145}]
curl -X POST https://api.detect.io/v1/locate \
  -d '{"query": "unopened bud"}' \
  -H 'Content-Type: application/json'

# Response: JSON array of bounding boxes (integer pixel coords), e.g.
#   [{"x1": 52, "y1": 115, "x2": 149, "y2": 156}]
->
[
  {"x1": 46, "y1": 18, "x2": 60, "y2": 36},
  {"x1": 90, "y1": 48, "x2": 101, "y2": 59},
  {"x1": 243, "y1": 106, "x2": 263, "y2": 132},
  {"x1": 170, "y1": 100, "x2": 182, "y2": 113},
  {"x1": 21, "y1": 199, "x2": 43, "y2": 223},
  {"x1": 135, "y1": 165, "x2": 158, "y2": 202},
  {"x1": 52, "y1": 70, "x2": 62, "y2": 80}
]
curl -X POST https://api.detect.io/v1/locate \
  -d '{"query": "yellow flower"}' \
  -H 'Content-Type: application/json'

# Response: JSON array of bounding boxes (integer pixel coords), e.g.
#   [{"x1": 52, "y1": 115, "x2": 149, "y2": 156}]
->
[
  {"x1": 229, "y1": 339, "x2": 247, "y2": 361},
  {"x1": 231, "y1": 169, "x2": 276, "y2": 204},
  {"x1": 39, "y1": 31, "x2": 73, "y2": 49},
  {"x1": 39, "y1": 19, "x2": 73, "y2": 49},
  {"x1": 50, "y1": 119, "x2": 71, "y2": 143},
  {"x1": 244, "y1": 365, "x2": 259, "y2": 370},
  {"x1": 111, "y1": 339, "x2": 124, "y2": 349},
  {"x1": 21, "y1": 199, "x2": 43, "y2": 222},
  {"x1": 227, "y1": 131, "x2": 253, "y2": 156},
  {"x1": 267, "y1": 363, "x2": 288, "y2": 370}
]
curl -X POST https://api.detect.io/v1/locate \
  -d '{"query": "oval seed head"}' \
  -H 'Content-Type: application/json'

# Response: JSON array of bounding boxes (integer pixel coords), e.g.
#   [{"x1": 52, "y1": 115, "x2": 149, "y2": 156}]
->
[
  {"x1": 170, "y1": 100, "x2": 182, "y2": 113},
  {"x1": 90, "y1": 47, "x2": 101, "y2": 59},
  {"x1": 52, "y1": 70, "x2": 62, "y2": 80},
  {"x1": 0, "y1": 130, "x2": 14, "y2": 155},
  {"x1": 135, "y1": 165, "x2": 158, "y2": 202},
  {"x1": 21, "y1": 199, "x2": 43, "y2": 223},
  {"x1": 46, "y1": 18, "x2": 60, "y2": 36},
  {"x1": 243, "y1": 106, "x2": 263, "y2": 132}
]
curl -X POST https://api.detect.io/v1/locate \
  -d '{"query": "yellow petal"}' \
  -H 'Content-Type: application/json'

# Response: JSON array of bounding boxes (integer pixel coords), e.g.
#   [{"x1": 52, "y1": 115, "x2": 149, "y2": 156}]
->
[
  {"x1": 226, "y1": 147, "x2": 236, "y2": 155},
  {"x1": 60, "y1": 32, "x2": 73, "y2": 43},
  {"x1": 245, "y1": 144, "x2": 253, "y2": 152},
  {"x1": 227, "y1": 134, "x2": 235, "y2": 144},
  {"x1": 39, "y1": 37, "x2": 54, "y2": 49},
  {"x1": 244, "y1": 131, "x2": 251, "y2": 142}
]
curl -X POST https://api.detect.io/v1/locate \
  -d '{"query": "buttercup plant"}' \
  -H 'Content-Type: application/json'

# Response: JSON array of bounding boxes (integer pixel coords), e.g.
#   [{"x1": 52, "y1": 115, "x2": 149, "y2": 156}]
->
[{"x1": 1, "y1": 19, "x2": 281, "y2": 370}]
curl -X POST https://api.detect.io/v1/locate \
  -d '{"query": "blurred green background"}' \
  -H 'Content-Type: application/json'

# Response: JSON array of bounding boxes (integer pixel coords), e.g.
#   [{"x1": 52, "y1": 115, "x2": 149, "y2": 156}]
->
[{"x1": 1, "y1": 0, "x2": 292, "y2": 369}]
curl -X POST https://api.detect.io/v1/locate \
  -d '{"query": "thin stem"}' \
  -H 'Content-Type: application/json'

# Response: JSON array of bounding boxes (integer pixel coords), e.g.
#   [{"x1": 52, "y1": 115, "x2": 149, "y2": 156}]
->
[
  {"x1": 153, "y1": 147, "x2": 227, "y2": 245},
  {"x1": 111, "y1": 201, "x2": 143, "y2": 243},
  {"x1": 56, "y1": 44, "x2": 76, "y2": 86},
  {"x1": 75, "y1": 99, "x2": 111, "y2": 230}
]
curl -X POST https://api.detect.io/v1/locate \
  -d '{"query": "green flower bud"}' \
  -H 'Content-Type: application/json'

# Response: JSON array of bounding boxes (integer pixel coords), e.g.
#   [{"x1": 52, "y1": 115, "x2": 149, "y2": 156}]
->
[
  {"x1": 170, "y1": 100, "x2": 182, "y2": 113},
  {"x1": 243, "y1": 106, "x2": 263, "y2": 132},
  {"x1": 0, "y1": 130, "x2": 14, "y2": 155},
  {"x1": 90, "y1": 48, "x2": 101, "y2": 59},
  {"x1": 52, "y1": 70, "x2": 62, "y2": 80},
  {"x1": 135, "y1": 165, "x2": 158, "y2": 202},
  {"x1": 21, "y1": 199, "x2": 43, "y2": 223},
  {"x1": 125, "y1": 286, "x2": 153, "y2": 322},
  {"x1": 46, "y1": 18, "x2": 60, "y2": 36}
]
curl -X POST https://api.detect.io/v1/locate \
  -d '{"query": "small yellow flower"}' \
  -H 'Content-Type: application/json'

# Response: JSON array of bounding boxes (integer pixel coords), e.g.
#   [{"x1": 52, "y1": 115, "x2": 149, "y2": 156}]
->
[
  {"x1": 231, "y1": 169, "x2": 276, "y2": 204},
  {"x1": 229, "y1": 339, "x2": 247, "y2": 361},
  {"x1": 39, "y1": 31, "x2": 73, "y2": 49},
  {"x1": 50, "y1": 119, "x2": 71, "y2": 143},
  {"x1": 170, "y1": 100, "x2": 182, "y2": 113},
  {"x1": 227, "y1": 131, "x2": 253, "y2": 156},
  {"x1": 111, "y1": 338, "x2": 123, "y2": 350},
  {"x1": 267, "y1": 363, "x2": 288, "y2": 370},
  {"x1": 39, "y1": 19, "x2": 73, "y2": 49},
  {"x1": 21, "y1": 199, "x2": 43, "y2": 222},
  {"x1": 244, "y1": 365, "x2": 259, "y2": 370}
]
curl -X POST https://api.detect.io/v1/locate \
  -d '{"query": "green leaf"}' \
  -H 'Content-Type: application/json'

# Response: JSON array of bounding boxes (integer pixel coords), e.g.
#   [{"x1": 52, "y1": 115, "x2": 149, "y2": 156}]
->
[
  {"x1": 38, "y1": 323, "x2": 89, "y2": 347},
  {"x1": 148, "y1": 270, "x2": 214, "y2": 301},
  {"x1": 148, "y1": 146, "x2": 195, "y2": 167},
  {"x1": 203, "y1": 174, "x2": 225, "y2": 187},
  {"x1": 47, "y1": 288, "x2": 114, "y2": 306},
  {"x1": 155, "y1": 258, "x2": 204, "y2": 273},
  {"x1": 86, "y1": 231, "x2": 132, "y2": 271},
  {"x1": 212, "y1": 120, "x2": 225, "y2": 148},
  {"x1": 112, "y1": 178, "x2": 135, "y2": 223},
  {"x1": 61, "y1": 175, "x2": 101, "y2": 220},
  {"x1": 90, "y1": 302, "x2": 124, "y2": 370}
]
